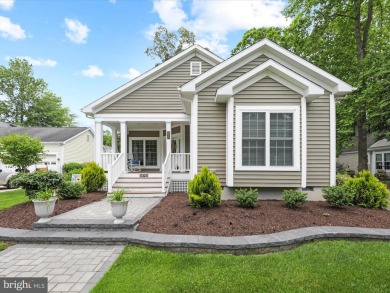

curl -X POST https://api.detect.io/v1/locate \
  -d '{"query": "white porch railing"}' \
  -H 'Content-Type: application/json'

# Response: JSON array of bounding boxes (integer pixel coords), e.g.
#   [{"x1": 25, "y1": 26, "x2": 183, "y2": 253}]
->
[
  {"x1": 162, "y1": 152, "x2": 172, "y2": 193},
  {"x1": 107, "y1": 153, "x2": 125, "y2": 193},
  {"x1": 171, "y1": 153, "x2": 190, "y2": 172},
  {"x1": 102, "y1": 153, "x2": 120, "y2": 171}
]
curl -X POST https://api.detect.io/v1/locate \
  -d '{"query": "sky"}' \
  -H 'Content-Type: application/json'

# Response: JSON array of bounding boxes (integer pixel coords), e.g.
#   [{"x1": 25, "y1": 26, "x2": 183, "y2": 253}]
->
[{"x1": 0, "y1": 0, "x2": 290, "y2": 127}]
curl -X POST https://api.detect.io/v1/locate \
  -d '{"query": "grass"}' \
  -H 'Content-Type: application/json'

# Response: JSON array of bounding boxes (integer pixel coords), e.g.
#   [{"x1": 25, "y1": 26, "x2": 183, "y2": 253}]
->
[
  {"x1": 0, "y1": 242, "x2": 11, "y2": 251},
  {"x1": 92, "y1": 241, "x2": 390, "y2": 293},
  {"x1": 0, "y1": 189, "x2": 28, "y2": 210}
]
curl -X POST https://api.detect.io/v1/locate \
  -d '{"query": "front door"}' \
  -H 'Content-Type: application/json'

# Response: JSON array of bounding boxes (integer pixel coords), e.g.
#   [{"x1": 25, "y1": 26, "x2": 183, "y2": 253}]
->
[{"x1": 130, "y1": 139, "x2": 158, "y2": 167}]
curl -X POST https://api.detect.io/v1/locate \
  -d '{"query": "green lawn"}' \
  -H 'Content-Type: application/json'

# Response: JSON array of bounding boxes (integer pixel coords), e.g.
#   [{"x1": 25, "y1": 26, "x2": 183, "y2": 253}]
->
[
  {"x1": 92, "y1": 241, "x2": 390, "y2": 293},
  {"x1": 0, "y1": 189, "x2": 28, "y2": 210},
  {"x1": 0, "y1": 242, "x2": 10, "y2": 251}
]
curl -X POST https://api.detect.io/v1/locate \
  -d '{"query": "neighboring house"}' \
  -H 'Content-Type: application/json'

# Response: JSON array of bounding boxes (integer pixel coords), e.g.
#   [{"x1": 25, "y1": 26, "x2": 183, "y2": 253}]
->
[
  {"x1": 368, "y1": 139, "x2": 390, "y2": 175},
  {"x1": 0, "y1": 123, "x2": 94, "y2": 173},
  {"x1": 82, "y1": 39, "x2": 354, "y2": 198}
]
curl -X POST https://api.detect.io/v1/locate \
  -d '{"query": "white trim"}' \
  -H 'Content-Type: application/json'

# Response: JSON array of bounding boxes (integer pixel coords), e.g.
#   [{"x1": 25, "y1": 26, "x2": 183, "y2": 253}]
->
[
  {"x1": 120, "y1": 122, "x2": 127, "y2": 170},
  {"x1": 226, "y1": 97, "x2": 234, "y2": 186},
  {"x1": 190, "y1": 95, "x2": 198, "y2": 177},
  {"x1": 165, "y1": 121, "x2": 171, "y2": 157},
  {"x1": 181, "y1": 39, "x2": 354, "y2": 97},
  {"x1": 95, "y1": 121, "x2": 103, "y2": 166},
  {"x1": 301, "y1": 97, "x2": 307, "y2": 188},
  {"x1": 82, "y1": 45, "x2": 223, "y2": 114},
  {"x1": 235, "y1": 105, "x2": 300, "y2": 171},
  {"x1": 190, "y1": 61, "x2": 202, "y2": 76},
  {"x1": 330, "y1": 94, "x2": 336, "y2": 186},
  {"x1": 216, "y1": 60, "x2": 324, "y2": 103},
  {"x1": 94, "y1": 113, "x2": 190, "y2": 122}
]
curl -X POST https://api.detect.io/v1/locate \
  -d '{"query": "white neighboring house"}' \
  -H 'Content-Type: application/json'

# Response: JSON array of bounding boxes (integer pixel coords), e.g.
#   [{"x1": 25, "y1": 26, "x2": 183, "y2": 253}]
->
[{"x1": 0, "y1": 123, "x2": 94, "y2": 173}]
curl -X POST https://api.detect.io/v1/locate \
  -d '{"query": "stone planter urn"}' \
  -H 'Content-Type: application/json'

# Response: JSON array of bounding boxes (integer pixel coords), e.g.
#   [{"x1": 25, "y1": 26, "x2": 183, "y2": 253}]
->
[
  {"x1": 110, "y1": 200, "x2": 129, "y2": 224},
  {"x1": 32, "y1": 198, "x2": 57, "y2": 223}
]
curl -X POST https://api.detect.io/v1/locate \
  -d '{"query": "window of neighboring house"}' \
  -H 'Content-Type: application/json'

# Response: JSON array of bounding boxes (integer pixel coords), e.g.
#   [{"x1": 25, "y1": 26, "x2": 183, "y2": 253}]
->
[
  {"x1": 190, "y1": 61, "x2": 202, "y2": 76},
  {"x1": 384, "y1": 153, "x2": 390, "y2": 170},
  {"x1": 376, "y1": 153, "x2": 383, "y2": 170},
  {"x1": 87, "y1": 135, "x2": 90, "y2": 142},
  {"x1": 236, "y1": 106, "x2": 299, "y2": 171}
]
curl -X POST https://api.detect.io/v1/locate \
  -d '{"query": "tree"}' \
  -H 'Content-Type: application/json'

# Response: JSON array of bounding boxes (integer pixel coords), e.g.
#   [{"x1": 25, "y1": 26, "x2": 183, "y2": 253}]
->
[
  {"x1": 0, "y1": 58, "x2": 76, "y2": 127},
  {"x1": 232, "y1": 0, "x2": 390, "y2": 171},
  {"x1": 0, "y1": 134, "x2": 44, "y2": 171},
  {"x1": 145, "y1": 26, "x2": 196, "y2": 64},
  {"x1": 103, "y1": 129, "x2": 121, "y2": 152}
]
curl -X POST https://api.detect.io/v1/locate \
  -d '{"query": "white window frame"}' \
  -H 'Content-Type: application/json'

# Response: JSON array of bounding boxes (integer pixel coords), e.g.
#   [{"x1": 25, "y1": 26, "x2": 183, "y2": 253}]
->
[
  {"x1": 190, "y1": 61, "x2": 202, "y2": 76},
  {"x1": 235, "y1": 105, "x2": 300, "y2": 171},
  {"x1": 375, "y1": 152, "x2": 390, "y2": 171}
]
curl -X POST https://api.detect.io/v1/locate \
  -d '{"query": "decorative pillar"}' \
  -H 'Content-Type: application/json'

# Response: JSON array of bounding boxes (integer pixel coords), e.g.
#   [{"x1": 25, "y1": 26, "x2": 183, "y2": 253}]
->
[
  {"x1": 120, "y1": 122, "x2": 127, "y2": 169},
  {"x1": 166, "y1": 121, "x2": 171, "y2": 154},
  {"x1": 95, "y1": 121, "x2": 103, "y2": 166},
  {"x1": 111, "y1": 126, "x2": 117, "y2": 153}
]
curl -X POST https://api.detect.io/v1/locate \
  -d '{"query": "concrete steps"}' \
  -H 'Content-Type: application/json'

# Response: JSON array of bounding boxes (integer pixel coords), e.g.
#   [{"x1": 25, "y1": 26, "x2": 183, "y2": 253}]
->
[{"x1": 111, "y1": 172, "x2": 167, "y2": 198}]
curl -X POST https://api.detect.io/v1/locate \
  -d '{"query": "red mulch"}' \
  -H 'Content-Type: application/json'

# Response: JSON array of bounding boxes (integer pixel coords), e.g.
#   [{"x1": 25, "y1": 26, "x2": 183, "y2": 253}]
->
[
  {"x1": 138, "y1": 192, "x2": 390, "y2": 236},
  {"x1": 0, "y1": 192, "x2": 106, "y2": 230}
]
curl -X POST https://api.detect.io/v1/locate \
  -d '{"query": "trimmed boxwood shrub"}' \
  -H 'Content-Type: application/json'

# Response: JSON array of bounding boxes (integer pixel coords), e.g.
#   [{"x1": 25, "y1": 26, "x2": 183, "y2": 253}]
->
[
  {"x1": 57, "y1": 181, "x2": 85, "y2": 199},
  {"x1": 322, "y1": 185, "x2": 354, "y2": 208},
  {"x1": 11, "y1": 171, "x2": 64, "y2": 198},
  {"x1": 63, "y1": 162, "x2": 86, "y2": 174},
  {"x1": 235, "y1": 188, "x2": 259, "y2": 208},
  {"x1": 188, "y1": 166, "x2": 222, "y2": 208},
  {"x1": 282, "y1": 189, "x2": 307, "y2": 208},
  {"x1": 345, "y1": 170, "x2": 389, "y2": 209},
  {"x1": 81, "y1": 162, "x2": 106, "y2": 192}
]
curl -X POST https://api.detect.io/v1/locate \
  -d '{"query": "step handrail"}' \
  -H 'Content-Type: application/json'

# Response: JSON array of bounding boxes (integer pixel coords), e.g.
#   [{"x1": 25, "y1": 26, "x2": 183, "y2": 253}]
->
[
  {"x1": 161, "y1": 152, "x2": 171, "y2": 194},
  {"x1": 107, "y1": 152, "x2": 125, "y2": 193}
]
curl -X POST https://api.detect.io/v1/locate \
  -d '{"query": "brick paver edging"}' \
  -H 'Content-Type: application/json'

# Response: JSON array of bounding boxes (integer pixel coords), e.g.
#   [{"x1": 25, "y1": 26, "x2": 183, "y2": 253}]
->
[{"x1": 0, "y1": 226, "x2": 389, "y2": 254}]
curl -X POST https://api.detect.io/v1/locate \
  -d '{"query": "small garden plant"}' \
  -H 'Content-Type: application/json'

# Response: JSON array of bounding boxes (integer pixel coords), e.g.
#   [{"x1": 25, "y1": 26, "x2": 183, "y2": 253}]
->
[
  {"x1": 235, "y1": 188, "x2": 259, "y2": 208},
  {"x1": 108, "y1": 189, "x2": 128, "y2": 202},
  {"x1": 33, "y1": 189, "x2": 55, "y2": 201},
  {"x1": 282, "y1": 189, "x2": 307, "y2": 208},
  {"x1": 345, "y1": 170, "x2": 389, "y2": 209},
  {"x1": 81, "y1": 162, "x2": 106, "y2": 192},
  {"x1": 188, "y1": 166, "x2": 222, "y2": 208},
  {"x1": 57, "y1": 182, "x2": 85, "y2": 199},
  {"x1": 322, "y1": 185, "x2": 354, "y2": 208}
]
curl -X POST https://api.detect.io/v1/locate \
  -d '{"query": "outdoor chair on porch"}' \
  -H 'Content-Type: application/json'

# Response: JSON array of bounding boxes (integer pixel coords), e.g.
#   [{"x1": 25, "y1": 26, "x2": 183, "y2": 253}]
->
[{"x1": 128, "y1": 159, "x2": 141, "y2": 172}]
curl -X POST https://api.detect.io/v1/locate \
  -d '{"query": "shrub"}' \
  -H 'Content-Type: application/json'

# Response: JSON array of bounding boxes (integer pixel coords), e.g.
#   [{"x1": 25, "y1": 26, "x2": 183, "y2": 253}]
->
[
  {"x1": 188, "y1": 166, "x2": 222, "y2": 208},
  {"x1": 63, "y1": 162, "x2": 86, "y2": 174},
  {"x1": 57, "y1": 181, "x2": 85, "y2": 199},
  {"x1": 63, "y1": 168, "x2": 83, "y2": 182},
  {"x1": 81, "y1": 162, "x2": 106, "y2": 192},
  {"x1": 282, "y1": 189, "x2": 308, "y2": 208},
  {"x1": 322, "y1": 185, "x2": 354, "y2": 208},
  {"x1": 336, "y1": 173, "x2": 352, "y2": 186},
  {"x1": 235, "y1": 188, "x2": 259, "y2": 208},
  {"x1": 11, "y1": 171, "x2": 64, "y2": 198},
  {"x1": 345, "y1": 170, "x2": 389, "y2": 209}
]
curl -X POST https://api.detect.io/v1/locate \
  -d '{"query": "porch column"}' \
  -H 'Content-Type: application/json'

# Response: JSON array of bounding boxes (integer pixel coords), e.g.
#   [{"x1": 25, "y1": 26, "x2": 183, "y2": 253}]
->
[
  {"x1": 166, "y1": 121, "x2": 171, "y2": 154},
  {"x1": 111, "y1": 126, "x2": 117, "y2": 153},
  {"x1": 95, "y1": 121, "x2": 103, "y2": 166},
  {"x1": 120, "y1": 122, "x2": 127, "y2": 170}
]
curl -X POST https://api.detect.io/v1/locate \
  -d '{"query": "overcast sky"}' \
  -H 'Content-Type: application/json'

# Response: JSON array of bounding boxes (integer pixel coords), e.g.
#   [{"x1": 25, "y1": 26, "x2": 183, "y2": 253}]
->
[{"x1": 0, "y1": 0, "x2": 289, "y2": 127}]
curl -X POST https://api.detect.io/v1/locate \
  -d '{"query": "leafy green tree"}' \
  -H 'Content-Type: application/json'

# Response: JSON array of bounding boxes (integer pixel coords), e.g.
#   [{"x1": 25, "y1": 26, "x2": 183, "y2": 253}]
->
[
  {"x1": 0, "y1": 58, "x2": 76, "y2": 127},
  {"x1": 145, "y1": 26, "x2": 196, "y2": 64},
  {"x1": 103, "y1": 129, "x2": 121, "y2": 152},
  {"x1": 0, "y1": 134, "x2": 44, "y2": 171}
]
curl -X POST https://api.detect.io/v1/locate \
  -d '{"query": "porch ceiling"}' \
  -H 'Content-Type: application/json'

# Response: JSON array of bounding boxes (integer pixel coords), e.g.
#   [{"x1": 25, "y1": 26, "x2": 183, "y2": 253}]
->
[{"x1": 103, "y1": 121, "x2": 187, "y2": 130}]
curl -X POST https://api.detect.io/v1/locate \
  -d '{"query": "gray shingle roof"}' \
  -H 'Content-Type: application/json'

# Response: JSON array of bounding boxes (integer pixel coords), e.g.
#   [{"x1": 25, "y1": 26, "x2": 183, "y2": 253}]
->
[{"x1": 0, "y1": 123, "x2": 91, "y2": 142}]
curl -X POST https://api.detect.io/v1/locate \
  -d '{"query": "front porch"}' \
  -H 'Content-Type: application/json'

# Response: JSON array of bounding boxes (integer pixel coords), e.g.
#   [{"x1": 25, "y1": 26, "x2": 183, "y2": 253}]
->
[{"x1": 94, "y1": 116, "x2": 192, "y2": 196}]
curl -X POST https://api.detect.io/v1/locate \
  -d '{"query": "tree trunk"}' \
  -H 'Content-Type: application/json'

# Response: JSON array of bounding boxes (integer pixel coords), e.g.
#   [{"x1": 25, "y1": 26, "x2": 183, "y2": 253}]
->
[{"x1": 357, "y1": 114, "x2": 368, "y2": 171}]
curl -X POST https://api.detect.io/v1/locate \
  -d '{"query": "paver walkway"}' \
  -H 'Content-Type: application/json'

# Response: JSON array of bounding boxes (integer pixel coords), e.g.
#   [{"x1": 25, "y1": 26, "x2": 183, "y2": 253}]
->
[
  {"x1": 0, "y1": 244, "x2": 124, "y2": 293},
  {"x1": 53, "y1": 198, "x2": 160, "y2": 221}
]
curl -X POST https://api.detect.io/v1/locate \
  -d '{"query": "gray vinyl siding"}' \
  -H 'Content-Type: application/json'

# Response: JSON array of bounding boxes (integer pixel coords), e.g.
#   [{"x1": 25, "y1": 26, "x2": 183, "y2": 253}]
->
[
  {"x1": 63, "y1": 131, "x2": 94, "y2": 164},
  {"x1": 98, "y1": 57, "x2": 213, "y2": 114},
  {"x1": 233, "y1": 77, "x2": 302, "y2": 187},
  {"x1": 306, "y1": 95, "x2": 330, "y2": 186},
  {"x1": 197, "y1": 55, "x2": 269, "y2": 185}
]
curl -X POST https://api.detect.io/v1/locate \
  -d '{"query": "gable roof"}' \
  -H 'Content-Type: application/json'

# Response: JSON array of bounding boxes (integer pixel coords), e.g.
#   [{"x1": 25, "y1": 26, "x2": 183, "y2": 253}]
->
[
  {"x1": 180, "y1": 39, "x2": 354, "y2": 99},
  {"x1": 81, "y1": 45, "x2": 223, "y2": 116},
  {"x1": 368, "y1": 139, "x2": 390, "y2": 151},
  {"x1": 0, "y1": 124, "x2": 92, "y2": 143},
  {"x1": 215, "y1": 59, "x2": 324, "y2": 103}
]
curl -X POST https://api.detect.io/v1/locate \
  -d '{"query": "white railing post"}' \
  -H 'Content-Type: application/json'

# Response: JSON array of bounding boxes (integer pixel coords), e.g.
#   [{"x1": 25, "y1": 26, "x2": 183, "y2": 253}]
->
[
  {"x1": 162, "y1": 152, "x2": 172, "y2": 193},
  {"x1": 107, "y1": 164, "x2": 112, "y2": 193}
]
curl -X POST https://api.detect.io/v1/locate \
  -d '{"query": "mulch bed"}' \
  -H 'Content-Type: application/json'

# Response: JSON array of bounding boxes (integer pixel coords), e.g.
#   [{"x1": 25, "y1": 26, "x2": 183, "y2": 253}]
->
[
  {"x1": 138, "y1": 192, "x2": 390, "y2": 236},
  {"x1": 0, "y1": 192, "x2": 106, "y2": 230}
]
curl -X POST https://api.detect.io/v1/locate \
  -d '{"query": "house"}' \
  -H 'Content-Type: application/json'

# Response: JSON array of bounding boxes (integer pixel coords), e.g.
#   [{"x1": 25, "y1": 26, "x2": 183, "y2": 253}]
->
[
  {"x1": 82, "y1": 39, "x2": 354, "y2": 199},
  {"x1": 0, "y1": 123, "x2": 94, "y2": 173}
]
